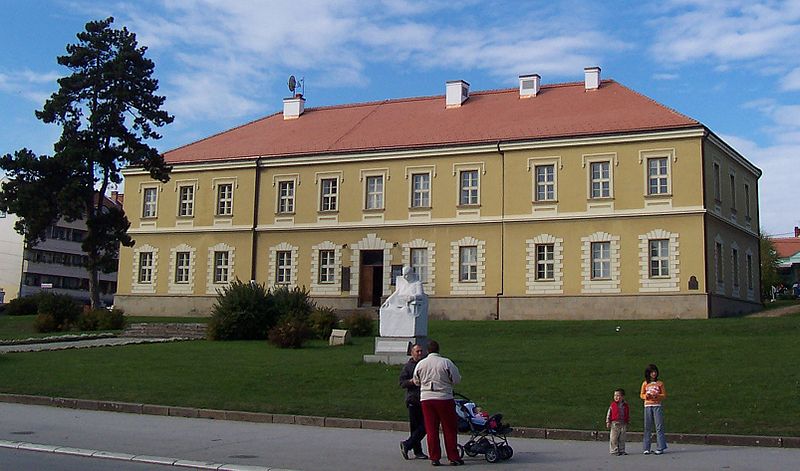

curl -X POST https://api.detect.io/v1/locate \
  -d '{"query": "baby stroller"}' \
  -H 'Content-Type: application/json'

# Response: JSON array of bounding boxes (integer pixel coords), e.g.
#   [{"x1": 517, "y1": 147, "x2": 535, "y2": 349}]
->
[{"x1": 454, "y1": 392, "x2": 514, "y2": 463}]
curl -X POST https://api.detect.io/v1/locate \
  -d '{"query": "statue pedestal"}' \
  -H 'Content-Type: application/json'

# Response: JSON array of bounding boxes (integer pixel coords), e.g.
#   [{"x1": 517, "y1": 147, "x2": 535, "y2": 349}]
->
[{"x1": 363, "y1": 336, "x2": 427, "y2": 365}]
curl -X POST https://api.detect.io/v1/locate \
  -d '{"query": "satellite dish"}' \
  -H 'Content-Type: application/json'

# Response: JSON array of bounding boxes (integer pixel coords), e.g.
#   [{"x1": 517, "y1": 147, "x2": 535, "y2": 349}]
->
[{"x1": 288, "y1": 75, "x2": 297, "y2": 94}]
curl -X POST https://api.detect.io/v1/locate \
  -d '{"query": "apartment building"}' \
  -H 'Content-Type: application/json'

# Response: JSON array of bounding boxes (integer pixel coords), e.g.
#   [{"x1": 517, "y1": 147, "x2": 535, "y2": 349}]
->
[{"x1": 116, "y1": 68, "x2": 762, "y2": 319}]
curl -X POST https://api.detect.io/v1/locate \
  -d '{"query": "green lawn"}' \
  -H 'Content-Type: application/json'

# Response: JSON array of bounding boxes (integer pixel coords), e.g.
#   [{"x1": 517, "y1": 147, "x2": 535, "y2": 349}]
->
[
  {"x1": 1, "y1": 316, "x2": 798, "y2": 437},
  {"x1": 0, "y1": 315, "x2": 208, "y2": 340}
]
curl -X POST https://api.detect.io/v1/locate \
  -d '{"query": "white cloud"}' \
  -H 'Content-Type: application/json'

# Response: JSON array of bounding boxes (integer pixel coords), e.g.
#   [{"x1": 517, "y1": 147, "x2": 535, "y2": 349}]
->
[
  {"x1": 0, "y1": 69, "x2": 60, "y2": 104},
  {"x1": 653, "y1": 73, "x2": 679, "y2": 80},
  {"x1": 781, "y1": 67, "x2": 800, "y2": 91}
]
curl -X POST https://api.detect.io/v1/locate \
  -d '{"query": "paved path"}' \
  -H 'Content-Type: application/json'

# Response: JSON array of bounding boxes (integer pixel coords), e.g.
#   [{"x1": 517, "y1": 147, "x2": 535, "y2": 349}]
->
[
  {"x1": 1, "y1": 403, "x2": 798, "y2": 471},
  {"x1": 0, "y1": 337, "x2": 184, "y2": 353}
]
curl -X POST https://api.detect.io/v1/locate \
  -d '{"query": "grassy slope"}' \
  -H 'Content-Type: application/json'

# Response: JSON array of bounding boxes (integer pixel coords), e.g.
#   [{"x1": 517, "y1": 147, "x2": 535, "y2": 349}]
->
[{"x1": 1, "y1": 317, "x2": 798, "y2": 436}]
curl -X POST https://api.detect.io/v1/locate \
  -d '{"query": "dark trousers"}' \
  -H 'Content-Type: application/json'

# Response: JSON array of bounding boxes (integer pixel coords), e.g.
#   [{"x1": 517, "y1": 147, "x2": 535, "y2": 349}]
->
[
  {"x1": 403, "y1": 401, "x2": 426, "y2": 454},
  {"x1": 421, "y1": 398, "x2": 460, "y2": 462}
]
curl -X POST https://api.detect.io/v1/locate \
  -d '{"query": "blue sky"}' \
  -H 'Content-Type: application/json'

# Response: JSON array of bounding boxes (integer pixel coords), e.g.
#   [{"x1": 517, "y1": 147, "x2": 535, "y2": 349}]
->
[{"x1": 1, "y1": 0, "x2": 799, "y2": 236}]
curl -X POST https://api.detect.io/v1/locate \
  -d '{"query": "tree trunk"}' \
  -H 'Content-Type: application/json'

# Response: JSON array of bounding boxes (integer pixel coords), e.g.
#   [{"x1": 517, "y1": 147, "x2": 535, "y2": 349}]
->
[{"x1": 88, "y1": 266, "x2": 101, "y2": 309}]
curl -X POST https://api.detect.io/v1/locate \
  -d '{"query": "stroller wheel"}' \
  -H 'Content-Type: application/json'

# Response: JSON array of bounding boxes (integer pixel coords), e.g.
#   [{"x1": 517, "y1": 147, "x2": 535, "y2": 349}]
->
[
  {"x1": 498, "y1": 444, "x2": 513, "y2": 460},
  {"x1": 464, "y1": 441, "x2": 479, "y2": 457},
  {"x1": 485, "y1": 446, "x2": 501, "y2": 463},
  {"x1": 457, "y1": 444, "x2": 465, "y2": 459}
]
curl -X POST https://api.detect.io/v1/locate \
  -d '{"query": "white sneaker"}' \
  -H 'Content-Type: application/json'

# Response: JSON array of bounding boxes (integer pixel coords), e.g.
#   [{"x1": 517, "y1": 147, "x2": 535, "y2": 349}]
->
[
  {"x1": 654, "y1": 450, "x2": 663, "y2": 455},
  {"x1": 643, "y1": 450, "x2": 651, "y2": 455}
]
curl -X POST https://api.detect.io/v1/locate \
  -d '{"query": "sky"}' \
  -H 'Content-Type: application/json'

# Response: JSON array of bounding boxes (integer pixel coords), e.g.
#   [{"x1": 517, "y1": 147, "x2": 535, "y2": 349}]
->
[{"x1": 1, "y1": 0, "x2": 799, "y2": 236}]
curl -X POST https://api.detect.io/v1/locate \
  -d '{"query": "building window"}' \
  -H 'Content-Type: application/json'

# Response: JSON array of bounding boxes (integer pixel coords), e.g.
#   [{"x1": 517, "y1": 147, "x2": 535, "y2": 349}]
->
[
  {"x1": 647, "y1": 157, "x2": 669, "y2": 195},
  {"x1": 410, "y1": 247, "x2": 428, "y2": 283},
  {"x1": 746, "y1": 253, "x2": 753, "y2": 289},
  {"x1": 715, "y1": 242, "x2": 723, "y2": 282},
  {"x1": 213, "y1": 251, "x2": 230, "y2": 283},
  {"x1": 713, "y1": 162, "x2": 721, "y2": 201},
  {"x1": 730, "y1": 174, "x2": 737, "y2": 210},
  {"x1": 649, "y1": 239, "x2": 670, "y2": 277},
  {"x1": 732, "y1": 248, "x2": 739, "y2": 287},
  {"x1": 277, "y1": 180, "x2": 295, "y2": 214},
  {"x1": 459, "y1": 170, "x2": 479, "y2": 205},
  {"x1": 276, "y1": 250, "x2": 292, "y2": 284},
  {"x1": 411, "y1": 173, "x2": 430, "y2": 208},
  {"x1": 138, "y1": 252, "x2": 153, "y2": 283},
  {"x1": 142, "y1": 187, "x2": 158, "y2": 218},
  {"x1": 590, "y1": 161, "x2": 611, "y2": 198},
  {"x1": 318, "y1": 249, "x2": 335, "y2": 284},
  {"x1": 459, "y1": 246, "x2": 478, "y2": 282},
  {"x1": 536, "y1": 244, "x2": 555, "y2": 280},
  {"x1": 320, "y1": 178, "x2": 338, "y2": 211},
  {"x1": 175, "y1": 251, "x2": 191, "y2": 283},
  {"x1": 744, "y1": 183, "x2": 751, "y2": 219},
  {"x1": 591, "y1": 241, "x2": 611, "y2": 279},
  {"x1": 365, "y1": 175, "x2": 384, "y2": 209},
  {"x1": 178, "y1": 185, "x2": 194, "y2": 217},
  {"x1": 535, "y1": 165, "x2": 555, "y2": 201},
  {"x1": 216, "y1": 183, "x2": 233, "y2": 216}
]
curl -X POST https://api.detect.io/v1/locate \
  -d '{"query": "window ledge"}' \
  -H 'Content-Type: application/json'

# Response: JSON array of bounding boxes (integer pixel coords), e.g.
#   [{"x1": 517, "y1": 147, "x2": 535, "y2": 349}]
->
[
  {"x1": 644, "y1": 193, "x2": 672, "y2": 199},
  {"x1": 457, "y1": 204, "x2": 481, "y2": 209},
  {"x1": 532, "y1": 199, "x2": 558, "y2": 204},
  {"x1": 362, "y1": 208, "x2": 385, "y2": 213}
]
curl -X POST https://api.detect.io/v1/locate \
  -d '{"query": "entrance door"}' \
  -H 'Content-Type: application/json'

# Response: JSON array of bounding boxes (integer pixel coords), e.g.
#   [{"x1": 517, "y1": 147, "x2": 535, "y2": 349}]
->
[{"x1": 359, "y1": 250, "x2": 384, "y2": 307}]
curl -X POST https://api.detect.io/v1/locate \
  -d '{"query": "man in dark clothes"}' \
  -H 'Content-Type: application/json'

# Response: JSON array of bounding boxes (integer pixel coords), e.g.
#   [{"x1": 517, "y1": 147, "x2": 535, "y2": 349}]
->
[{"x1": 399, "y1": 343, "x2": 428, "y2": 460}]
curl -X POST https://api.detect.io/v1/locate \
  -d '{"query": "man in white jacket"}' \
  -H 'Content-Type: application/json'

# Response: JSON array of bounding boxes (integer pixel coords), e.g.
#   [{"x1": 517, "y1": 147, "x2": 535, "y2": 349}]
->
[{"x1": 412, "y1": 340, "x2": 463, "y2": 466}]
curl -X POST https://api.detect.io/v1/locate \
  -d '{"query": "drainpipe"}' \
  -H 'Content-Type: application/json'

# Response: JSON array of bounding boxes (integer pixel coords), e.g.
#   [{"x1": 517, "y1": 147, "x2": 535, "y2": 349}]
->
[
  {"x1": 700, "y1": 129, "x2": 711, "y2": 316},
  {"x1": 496, "y1": 140, "x2": 504, "y2": 320},
  {"x1": 251, "y1": 158, "x2": 262, "y2": 282}
]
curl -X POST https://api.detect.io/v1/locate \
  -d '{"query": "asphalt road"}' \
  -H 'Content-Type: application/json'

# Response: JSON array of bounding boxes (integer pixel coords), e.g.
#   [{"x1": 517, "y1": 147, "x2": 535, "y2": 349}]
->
[{"x1": 1, "y1": 403, "x2": 798, "y2": 470}]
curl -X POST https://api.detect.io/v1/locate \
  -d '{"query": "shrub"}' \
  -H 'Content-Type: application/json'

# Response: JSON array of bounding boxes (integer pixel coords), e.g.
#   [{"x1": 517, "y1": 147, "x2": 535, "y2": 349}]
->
[
  {"x1": 4, "y1": 295, "x2": 41, "y2": 316},
  {"x1": 309, "y1": 306, "x2": 338, "y2": 340},
  {"x1": 208, "y1": 280, "x2": 277, "y2": 340},
  {"x1": 268, "y1": 315, "x2": 313, "y2": 348},
  {"x1": 271, "y1": 285, "x2": 315, "y2": 320},
  {"x1": 34, "y1": 293, "x2": 81, "y2": 333},
  {"x1": 77, "y1": 308, "x2": 127, "y2": 331},
  {"x1": 342, "y1": 311, "x2": 375, "y2": 337}
]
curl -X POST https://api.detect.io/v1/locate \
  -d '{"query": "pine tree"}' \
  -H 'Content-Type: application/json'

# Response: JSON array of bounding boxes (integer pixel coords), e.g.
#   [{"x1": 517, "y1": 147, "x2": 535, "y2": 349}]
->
[{"x1": 0, "y1": 17, "x2": 172, "y2": 308}]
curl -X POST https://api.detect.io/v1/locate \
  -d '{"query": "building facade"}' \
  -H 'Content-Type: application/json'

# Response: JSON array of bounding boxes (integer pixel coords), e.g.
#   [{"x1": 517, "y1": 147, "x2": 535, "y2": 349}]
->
[{"x1": 116, "y1": 68, "x2": 762, "y2": 319}]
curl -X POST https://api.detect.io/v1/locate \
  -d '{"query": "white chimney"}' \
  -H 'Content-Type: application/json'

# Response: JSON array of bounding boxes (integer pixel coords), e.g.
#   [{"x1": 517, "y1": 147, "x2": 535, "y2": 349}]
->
[
  {"x1": 584, "y1": 66, "x2": 601, "y2": 90},
  {"x1": 446, "y1": 80, "x2": 470, "y2": 108},
  {"x1": 519, "y1": 74, "x2": 541, "y2": 98},
  {"x1": 283, "y1": 95, "x2": 305, "y2": 119}
]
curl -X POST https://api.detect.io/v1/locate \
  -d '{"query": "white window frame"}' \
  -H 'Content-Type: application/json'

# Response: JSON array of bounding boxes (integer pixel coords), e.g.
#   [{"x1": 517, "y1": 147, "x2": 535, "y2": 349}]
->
[
  {"x1": 729, "y1": 171, "x2": 737, "y2": 212},
  {"x1": 213, "y1": 250, "x2": 230, "y2": 284},
  {"x1": 215, "y1": 182, "x2": 234, "y2": 216},
  {"x1": 319, "y1": 177, "x2": 339, "y2": 212},
  {"x1": 277, "y1": 180, "x2": 295, "y2": 214},
  {"x1": 535, "y1": 164, "x2": 556, "y2": 202},
  {"x1": 175, "y1": 251, "x2": 191, "y2": 283},
  {"x1": 206, "y1": 243, "x2": 235, "y2": 293},
  {"x1": 318, "y1": 249, "x2": 335, "y2": 284},
  {"x1": 138, "y1": 252, "x2": 153, "y2": 283},
  {"x1": 459, "y1": 246, "x2": 478, "y2": 282},
  {"x1": 647, "y1": 157, "x2": 670, "y2": 195},
  {"x1": 142, "y1": 186, "x2": 159, "y2": 218},
  {"x1": 744, "y1": 182, "x2": 751, "y2": 219},
  {"x1": 176, "y1": 183, "x2": 196, "y2": 217},
  {"x1": 364, "y1": 175, "x2": 384, "y2": 210},
  {"x1": 649, "y1": 239, "x2": 670, "y2": 278},
  {"x1": 459, "y1": 170, "x2": 480, "y2": 206},
  {"x1": 535, "y1": 243, "x2": 555, "y2": 280},
  {"x1": 713, "y1": 161, "x2": 721, "y2": 202},
  {"x1": 132, "y1": 244, "x2": 158, "y2": 294},
  {"x1": 591, "y1": 241, "x2": 612, "y2": 280},
  {"x1": 411, "y1": 172, "x2": 431, "y2": 208},
  {"x1": 276, "y1": 250, "x2": 292, "y2": 285},
  {"x1": 410, "y1": 247, "x2": 429, "y2": 283}
]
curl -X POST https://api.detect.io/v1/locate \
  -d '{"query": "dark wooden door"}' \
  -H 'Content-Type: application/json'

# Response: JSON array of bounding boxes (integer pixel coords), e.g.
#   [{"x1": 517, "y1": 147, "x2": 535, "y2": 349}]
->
[
  {"x1": 359, "y1": 250, "x2": 384, "y2": 307},
  {"x1": 359, "y1": 266, "x2": 373, "y2": 306}
]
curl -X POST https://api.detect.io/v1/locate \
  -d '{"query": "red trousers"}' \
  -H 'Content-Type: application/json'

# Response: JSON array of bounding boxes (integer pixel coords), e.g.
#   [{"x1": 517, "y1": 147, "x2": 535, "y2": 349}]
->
[{"x1": 421, "y1": 398, "x2": 460, "y2": 462}]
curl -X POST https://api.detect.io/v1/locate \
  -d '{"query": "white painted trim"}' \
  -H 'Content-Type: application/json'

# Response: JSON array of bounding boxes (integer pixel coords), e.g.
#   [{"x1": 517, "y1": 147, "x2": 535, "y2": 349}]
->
[
  {"x1": 402, "y1": 239, "x2": 436, "y2": 295},
  {"x1": 206, "y1": 243, "x2": 235, "y2": 294},
  {"x1": 526, "y1": 234, "x2": 563, "y2": 294},
  {"x1": 168, "y1": 244, "x2": 196, "y2": 294},
  {"x1": 132, "y1": 245, "x2": 158, "y2": 294},
  {"x1": 310, "y1": 241, "x2": 342, "y2": 295},
  {"x1": 450, "y1": 237, "x2": 486, "y2": 295}
]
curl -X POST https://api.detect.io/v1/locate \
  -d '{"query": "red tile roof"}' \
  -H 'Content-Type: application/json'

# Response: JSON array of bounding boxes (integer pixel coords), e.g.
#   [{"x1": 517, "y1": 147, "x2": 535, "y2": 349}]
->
[
  {"x1": 164, "y1": 80, "x2": 700, "y2": 164},
  {"x1": 774, "y1": 238, "x2": 800, "y2": 259}
]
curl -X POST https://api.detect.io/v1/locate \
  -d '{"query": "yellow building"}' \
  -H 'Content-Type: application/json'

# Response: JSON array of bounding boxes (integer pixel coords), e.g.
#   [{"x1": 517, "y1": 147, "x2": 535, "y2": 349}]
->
[{"x1": 117, "y1": 68, "x2": 761, "y2": 319}]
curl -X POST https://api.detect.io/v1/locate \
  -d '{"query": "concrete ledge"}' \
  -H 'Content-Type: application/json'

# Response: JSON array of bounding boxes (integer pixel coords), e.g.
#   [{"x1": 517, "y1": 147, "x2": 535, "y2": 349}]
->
[
  {"x1": 197, "y1": 408, "x2": 227, "y2": 420},
  {"x1": 52, "y1": 397, "x2": 78, "y2": 408},
  {"x1": 174, "y1": 459, "x2": 224, "y2": 469},
  {"x1": 510, "y1": 427, "x2": 546, "y2": 439},
  {"x1": 325, "y1": 417, "x2": 361, "y2": 429},
  {"x1": 53, "y1": 446, "x2": 96, "y2": 456},
  {"x1": 225, "y1": 411, "x2": 273, "y2": 423},
  {"x1": 666, "y1": 433, "x2": 706, "y2": 445},
  {"x1": 169, "y1": 406, "x2": 199, "y2": 418},
  {"x1": 131, "y1": 455, "x2": 178, "y2": 465},
  {"x1": 92, "y1": 450, "x2": 136, "y2": 460},
  {"x1": 781, "y1": 437, "x2": 800, "y2": 448},
  {"x1": 8, "y1": 394, "x2": 52, "y2": 406},
  {"x1": 74, "y1": 399, "x2": 100, "y2": 410},
  {"x1": 705, "y1": 434, "x2": 782, "y2": 447},
  {"x1": 98, "y1": 401, "x2": 143, "y2": 414},
  {"x1": 361, "y1": 419, "x2": 400, "y2": 431},
  {"x1": 272, "y1": 414, "x2": 296, "y2": 424},
  {"x1": 142, "y1": 404, "x2": 170, "y2": 415},
  {"x1": 295, "y1": 415, "x2": 325, "y2": 427},
  {"x1": 546, "y1": 429, "x2": 595, "y2": 441}
]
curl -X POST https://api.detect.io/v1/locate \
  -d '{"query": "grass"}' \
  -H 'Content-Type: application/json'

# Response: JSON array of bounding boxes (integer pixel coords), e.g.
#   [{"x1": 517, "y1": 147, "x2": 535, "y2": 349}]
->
[
  {"x1": 1, "y1": 316, "x2": 799, "y2": 437},
  {"x1": 0, "y1": 315, "x2": 208, "y2": 340}
]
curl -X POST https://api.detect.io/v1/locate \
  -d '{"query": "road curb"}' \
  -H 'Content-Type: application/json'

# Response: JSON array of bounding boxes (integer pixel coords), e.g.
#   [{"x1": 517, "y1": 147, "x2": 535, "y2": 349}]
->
[{"x1": 0, "y1": 393, "x2": 797, "y2": 449}]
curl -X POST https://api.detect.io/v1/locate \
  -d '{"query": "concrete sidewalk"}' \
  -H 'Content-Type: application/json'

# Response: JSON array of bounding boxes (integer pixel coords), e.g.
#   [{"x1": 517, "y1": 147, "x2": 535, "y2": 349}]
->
[{"x1": 2, "y1": 403, "x2": 799, "y2": 471}]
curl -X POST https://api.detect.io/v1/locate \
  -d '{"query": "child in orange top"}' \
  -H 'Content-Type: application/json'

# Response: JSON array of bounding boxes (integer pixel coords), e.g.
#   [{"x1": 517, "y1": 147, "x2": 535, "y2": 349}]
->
[{"x1": 640, "y1": 363, "x2": 667, "y2": 454}]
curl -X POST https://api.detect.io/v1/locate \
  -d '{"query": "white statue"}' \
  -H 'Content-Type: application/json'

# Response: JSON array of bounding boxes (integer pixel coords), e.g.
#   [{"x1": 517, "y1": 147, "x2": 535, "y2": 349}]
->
[{"x1": 379, "y1": 266, "x2": 428, "y2": 337}]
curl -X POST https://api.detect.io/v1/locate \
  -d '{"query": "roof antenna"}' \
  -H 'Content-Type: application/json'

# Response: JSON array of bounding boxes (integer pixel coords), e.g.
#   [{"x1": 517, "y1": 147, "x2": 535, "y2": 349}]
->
[{"x1": 288, "y1": 75, "x2": 305, "y2": 98}]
